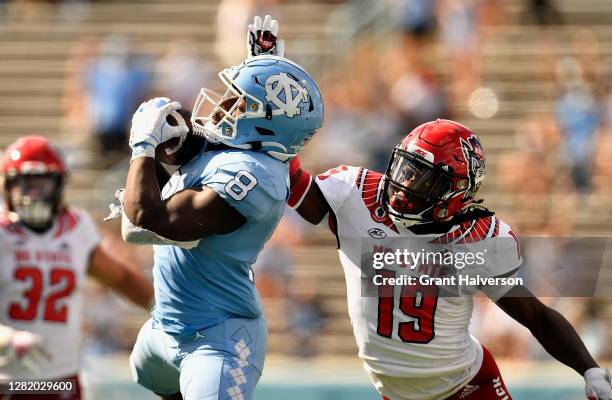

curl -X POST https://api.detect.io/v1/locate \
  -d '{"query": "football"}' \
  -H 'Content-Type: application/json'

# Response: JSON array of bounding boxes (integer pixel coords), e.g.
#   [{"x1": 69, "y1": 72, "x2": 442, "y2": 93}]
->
[{"x1": 155, "y1": 108, "x2": 206, "y2": 165}]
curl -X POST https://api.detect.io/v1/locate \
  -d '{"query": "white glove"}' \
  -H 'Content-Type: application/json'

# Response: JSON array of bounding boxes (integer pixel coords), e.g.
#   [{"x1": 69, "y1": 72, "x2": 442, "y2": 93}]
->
[
  {"x1": 104, "y1": 188, "x2": 125, "y2": 222},
  {"x1": 247, "y1": 15, "x2": 285, "y2": 58},
  {"x1": 585, "y1": 368, "x2": 612, "y2": 400},
  {"x1": 1, "y1": 330, "x2": 51, "y2": 373},
  {"x1": 129, "y1": 97, "x2": 188, "y2": 161}
]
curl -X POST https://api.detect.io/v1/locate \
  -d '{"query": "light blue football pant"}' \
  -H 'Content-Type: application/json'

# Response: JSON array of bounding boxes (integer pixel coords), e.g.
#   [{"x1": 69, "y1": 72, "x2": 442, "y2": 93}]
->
[{"x1": 130, "y1": 317, "x2": 267, "y2": 400}]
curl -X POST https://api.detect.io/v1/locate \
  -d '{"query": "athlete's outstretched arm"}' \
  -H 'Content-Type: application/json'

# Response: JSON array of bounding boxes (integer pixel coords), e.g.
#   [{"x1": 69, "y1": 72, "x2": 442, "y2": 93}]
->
[
  {"x1": 496, "y1": 286, "x2": 597, "y2": 373},
  {"x1": 87, "y1": 245, "x2": 154, "y2": 310},
  {"x1": 497, "y1": 286, "x2": 611, "y2": 399},
  {"x1": 289, "y1": 156, "x2": 331, "y2": 225}
]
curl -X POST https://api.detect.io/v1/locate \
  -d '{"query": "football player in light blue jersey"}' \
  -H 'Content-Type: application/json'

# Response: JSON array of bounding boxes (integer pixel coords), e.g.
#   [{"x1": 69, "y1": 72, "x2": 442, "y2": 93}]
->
[{"x1": 123, "y1": 17, "x2": 323, "y2": 400}]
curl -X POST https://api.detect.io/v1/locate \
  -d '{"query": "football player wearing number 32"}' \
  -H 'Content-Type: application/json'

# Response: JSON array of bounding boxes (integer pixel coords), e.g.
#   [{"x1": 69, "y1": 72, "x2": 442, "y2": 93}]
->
[
  {"x1": 123, "y1": 17, "x2": 324, "y2": 400},
  {"x1": 0, "y1": 136, "x2": 154, "y2": 400}
]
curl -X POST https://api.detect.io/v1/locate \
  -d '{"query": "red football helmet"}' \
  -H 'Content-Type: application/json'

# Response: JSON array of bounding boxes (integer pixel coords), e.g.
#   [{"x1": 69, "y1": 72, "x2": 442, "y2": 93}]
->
[
  {"x1": 1, "y1": 136, "x2": 67, "y2": 229},
  {"x1": 383, "y1": 119, "x2": 486, "y2": 228}
]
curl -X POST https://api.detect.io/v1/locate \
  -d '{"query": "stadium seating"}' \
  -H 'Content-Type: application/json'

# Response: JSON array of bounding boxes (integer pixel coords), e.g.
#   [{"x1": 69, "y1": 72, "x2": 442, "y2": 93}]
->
[{"x1": 0, "y1": 0, "x2": 610, "y2": 357}]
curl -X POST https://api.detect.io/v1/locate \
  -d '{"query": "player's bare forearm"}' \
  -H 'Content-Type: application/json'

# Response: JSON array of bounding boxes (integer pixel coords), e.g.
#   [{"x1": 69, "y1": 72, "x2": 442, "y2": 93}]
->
[
  {"x1": 100, "y1": 265, "x2": 154, "y2": 310},
  {"x1": 497, "y1": 286, "x2": 598, "y2": 375},
  {"x1": 295, "y1": 183, "x2": 330, "y2": 225},
  {"x1": 124, "y1": 157, "x2": 245, "y2": 241},
  {"x1": 88, "y1": 246, "x2": 154, "y2": 310},
  {"x1": 114, "y1": 267, "x2": 154, "y2": 310},
  {"x1": 124, "y1": 157, "x2": 163, "y2": 229},
  {"x1": 533, "y1": 306, "x2": 598, "y2": 375},
  {"x1": 155, "y1": 160, "x2": 172, "y2": 188}
]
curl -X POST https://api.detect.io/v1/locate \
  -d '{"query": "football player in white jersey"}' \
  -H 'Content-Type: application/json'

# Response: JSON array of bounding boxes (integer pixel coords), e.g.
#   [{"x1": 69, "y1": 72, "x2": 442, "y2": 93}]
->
[
  {"x1": 0, "y1": 136, "x2": 154, "y2": 399},
  {"x1": 287, "y1": 119, "x2": 611, "y2": 400}
]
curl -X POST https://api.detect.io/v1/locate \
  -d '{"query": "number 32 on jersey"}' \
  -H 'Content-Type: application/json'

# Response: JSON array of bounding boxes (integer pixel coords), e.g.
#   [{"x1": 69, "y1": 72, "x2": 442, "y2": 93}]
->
[{"x1": 9, "y1": 266, "x2": 76, "y2": 323}]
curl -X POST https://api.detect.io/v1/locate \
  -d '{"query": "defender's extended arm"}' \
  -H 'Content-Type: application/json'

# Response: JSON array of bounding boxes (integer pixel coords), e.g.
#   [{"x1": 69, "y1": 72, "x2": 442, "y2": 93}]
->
[
  {"x1": 497, "y1": 286, "x2": 611, "y2": 400},
  {"x1": 288, "y1": 156, "x2": 331, "y2": 225}
]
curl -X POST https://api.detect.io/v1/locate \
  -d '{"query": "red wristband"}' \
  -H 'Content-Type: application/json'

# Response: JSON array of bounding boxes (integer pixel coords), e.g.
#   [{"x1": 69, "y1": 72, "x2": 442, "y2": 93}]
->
[
  {"x1": 289, "y1": 155, "x2": 301, "y2": 177},
  {"x1": 288, "y1": 156, "x2": 312, "y2": 209}
]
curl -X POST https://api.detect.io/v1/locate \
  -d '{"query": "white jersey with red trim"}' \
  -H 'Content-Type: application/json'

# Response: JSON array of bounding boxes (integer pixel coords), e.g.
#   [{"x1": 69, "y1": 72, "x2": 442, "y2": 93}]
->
[
  {"x1": 0, "y1": 208, "x2": 101, "y2": 379},
  {"x1": 315, "y1": 165, "x2": 522, "y2": 400}
]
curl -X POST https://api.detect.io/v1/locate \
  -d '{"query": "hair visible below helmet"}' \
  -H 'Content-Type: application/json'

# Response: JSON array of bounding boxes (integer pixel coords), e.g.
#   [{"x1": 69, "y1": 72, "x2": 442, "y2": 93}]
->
[
  {"x1": 383, "y1": 119, "x2": 486, "y2": 229},
  {"x1": 1, "y1": 136, "x2": 67, "y2": 230},
  {"x1": 191, "y1": 55, "x2": 324, "y2": 161}
]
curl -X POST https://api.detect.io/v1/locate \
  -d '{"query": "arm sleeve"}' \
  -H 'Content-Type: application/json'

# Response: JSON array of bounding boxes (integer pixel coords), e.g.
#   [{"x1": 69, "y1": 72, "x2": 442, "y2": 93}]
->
[
  {"x1": 204, "y1": 162, "x2": 287, "y2": 222},
  {"x1": 314, "y1": 165, "x2": 361, "y2": 215}
]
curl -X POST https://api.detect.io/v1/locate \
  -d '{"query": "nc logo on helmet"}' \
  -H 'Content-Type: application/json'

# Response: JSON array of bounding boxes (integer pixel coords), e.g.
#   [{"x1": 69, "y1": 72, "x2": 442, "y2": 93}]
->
[{"x1": 265, "y1": 73, "x2": 309, "y2": 118}]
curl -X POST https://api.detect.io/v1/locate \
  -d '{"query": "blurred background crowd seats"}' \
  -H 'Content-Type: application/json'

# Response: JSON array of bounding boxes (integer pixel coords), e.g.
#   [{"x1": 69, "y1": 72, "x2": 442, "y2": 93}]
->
[{"x1": 0, "y1": 0, "x2": 610, "y2": 363}]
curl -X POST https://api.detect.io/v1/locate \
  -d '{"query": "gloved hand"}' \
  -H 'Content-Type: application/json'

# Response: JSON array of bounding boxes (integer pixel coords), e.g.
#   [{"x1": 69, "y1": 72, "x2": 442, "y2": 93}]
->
[
  {"x1": 2, "y1": 330, "x2": 51, "y2": 373},
  {"x1": 104, "y1": 189, "x2": 125, "y2": 222},
  {"x1": 129, "y1": 97, "x2": 188, "y2": 161},
  {"x1": 247, "y1": 15, "x2": 285, "y2": 58},
  {"x1": 585, "y1": 367, "x2": 612, "y2": 400}
]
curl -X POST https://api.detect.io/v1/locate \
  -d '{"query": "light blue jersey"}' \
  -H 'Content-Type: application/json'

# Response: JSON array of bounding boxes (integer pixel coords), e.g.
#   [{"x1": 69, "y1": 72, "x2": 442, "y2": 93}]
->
[{"x1": 151, "y1": 149, "x2": 288, "y2": 335}]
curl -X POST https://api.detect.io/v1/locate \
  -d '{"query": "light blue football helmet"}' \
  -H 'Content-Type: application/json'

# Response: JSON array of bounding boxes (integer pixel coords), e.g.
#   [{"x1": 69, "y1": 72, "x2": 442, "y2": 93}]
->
[{"x1": 191, "y1": 55, "x2": 324, "y2": 161}]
